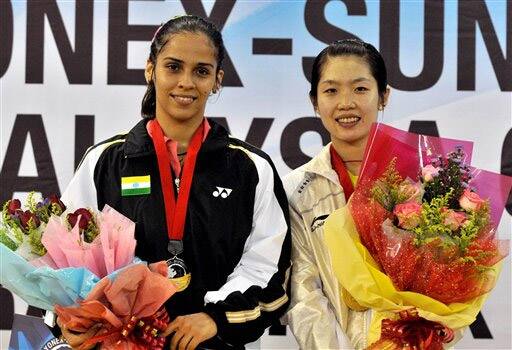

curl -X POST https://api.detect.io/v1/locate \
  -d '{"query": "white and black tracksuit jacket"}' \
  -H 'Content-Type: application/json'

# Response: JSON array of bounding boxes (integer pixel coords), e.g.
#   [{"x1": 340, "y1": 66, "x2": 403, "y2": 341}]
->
[{"x1": 61, "y1": 118, "x2": 291, "y2": 349}]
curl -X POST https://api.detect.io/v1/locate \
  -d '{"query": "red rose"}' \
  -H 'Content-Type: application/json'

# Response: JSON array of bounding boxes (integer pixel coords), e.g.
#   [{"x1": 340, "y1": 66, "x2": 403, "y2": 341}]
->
[
  {"x1": 7, "y1": 199, "x2": 21, "y2": 215},
  {"x1": 67, "y1": 208, "x2": 93, "y2": 230},
  {"x1": 46, "y1": 194, "x2": 66, "y2": 212},
  {"x1": 17, "y1": 210, "x2": 41, "y2": 231}
]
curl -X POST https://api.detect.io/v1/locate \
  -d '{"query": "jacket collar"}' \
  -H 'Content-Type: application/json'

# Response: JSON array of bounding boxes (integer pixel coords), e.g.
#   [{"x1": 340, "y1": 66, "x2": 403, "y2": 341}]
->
[
  {"x1": 124, "y1": 118, "x2": 229, "y2": 158},
  {"x1": 301, "y1": 143, "x2": 341, "y2": 186}
]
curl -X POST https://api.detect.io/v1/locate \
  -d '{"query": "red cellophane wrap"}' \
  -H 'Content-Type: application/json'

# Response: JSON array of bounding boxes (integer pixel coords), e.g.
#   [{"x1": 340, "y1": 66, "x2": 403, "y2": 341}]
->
[
  {"x1": 55, "y1": 261, "x2": 176, "y2": 349},
  {"x1": 350, "y1": 123, "x2": 512, "y2": 304}
]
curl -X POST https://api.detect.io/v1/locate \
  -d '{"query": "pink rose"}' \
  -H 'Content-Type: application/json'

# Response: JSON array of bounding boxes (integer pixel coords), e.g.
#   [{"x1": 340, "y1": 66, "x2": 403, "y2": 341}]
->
[
  {"x1": 393, "y1": 202, "x2": 422, "y2": 230},
  {"x1": 443, "y1": 209, "x2": 467, "y2": 231},
  {"x1": 459, "y1": 189, "x2": 485, "y2": 212},
  {"x1": 421, "y1": 164, "x2": 439, "y2": 182},
  {"x1": 397, "y1": 179, "x2": 424, "y2": 203}
]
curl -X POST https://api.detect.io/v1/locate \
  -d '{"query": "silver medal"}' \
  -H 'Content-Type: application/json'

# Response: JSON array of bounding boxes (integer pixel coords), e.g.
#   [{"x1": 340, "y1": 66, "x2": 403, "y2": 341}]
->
[
  {"x1": 166, "y1": 256, "x2": 188, "y2": 278},
  {"x1": 166, "y1": 239, "x2": 187, "y2": 278}
]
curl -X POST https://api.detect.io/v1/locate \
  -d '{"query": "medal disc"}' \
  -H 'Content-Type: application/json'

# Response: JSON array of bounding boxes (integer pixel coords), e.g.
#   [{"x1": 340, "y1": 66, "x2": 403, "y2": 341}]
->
[
  {"x1": 166, "y1": 256, "x2": 187, "y2": 278},
  {"x1": 166, "y1": 257, "x2": 191, "y2": 292}
]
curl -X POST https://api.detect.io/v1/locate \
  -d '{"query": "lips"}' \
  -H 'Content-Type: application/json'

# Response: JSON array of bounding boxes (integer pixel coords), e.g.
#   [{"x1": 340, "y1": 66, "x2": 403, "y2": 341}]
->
[
  {"x1": 171, "y1": 94, "x2": 197, "y2": 106},
  {"x1": 335, "y1": 115, "x2": 361, "y2": 125}
]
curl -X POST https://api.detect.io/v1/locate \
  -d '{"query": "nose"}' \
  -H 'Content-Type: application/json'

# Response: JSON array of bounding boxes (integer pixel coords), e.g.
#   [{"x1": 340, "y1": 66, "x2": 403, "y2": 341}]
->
[
  {"x1": 177, "y1": 71, "x2": 195, "y2": 89},
  {"x1": 337, "y1": 92, "x2": 354, "y2": 110}
]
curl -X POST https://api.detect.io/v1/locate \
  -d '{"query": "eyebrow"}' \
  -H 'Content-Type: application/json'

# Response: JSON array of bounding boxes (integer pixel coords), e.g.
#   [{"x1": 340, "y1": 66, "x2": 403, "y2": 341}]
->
[
  {"x1": 352, "y1": 77, "x2": 371, "y2": 83},
  {"x1": 163, "y1": 57, "x2": 214, "y2": 68},
  {"x1": 320, "y1": 77, "x2": 371, "y2": 85}
]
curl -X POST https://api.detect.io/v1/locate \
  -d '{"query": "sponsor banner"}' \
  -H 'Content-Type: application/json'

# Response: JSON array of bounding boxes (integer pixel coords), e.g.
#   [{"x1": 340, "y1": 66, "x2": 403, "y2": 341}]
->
[{"x1": 1, "y1": 1, "x2": 510, "y2": 348}]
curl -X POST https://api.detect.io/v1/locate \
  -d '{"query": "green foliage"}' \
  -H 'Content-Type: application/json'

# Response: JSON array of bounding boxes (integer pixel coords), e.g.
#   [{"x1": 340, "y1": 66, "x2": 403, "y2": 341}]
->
[
  {"x1": 28, "y1": 226, "x2": 46, "y2": 256},
  {"x1": 0, "y1": 226, "x2": 21, "y2": 251},
  {"x1": 412, "y1": 189, "x2": 454, "y2": 247},
  {"x1": 456, "y1": 202, "x2": 490, "y2": 253},
  {"x1": 84, "y1": 219, "x2": 100, "y2": 243},
  {"x1": 51, "y1": 202, "x2": 65, "y2": 216},
  {"x1": 371, "y1": 159, "x2": 404, "y2": 211},
  {"x1": 411, "y1": 190, "x2": 490, "y2": 255},
  {"x1": 26, "y1": 192, "x2": 38, "y2": 212}
]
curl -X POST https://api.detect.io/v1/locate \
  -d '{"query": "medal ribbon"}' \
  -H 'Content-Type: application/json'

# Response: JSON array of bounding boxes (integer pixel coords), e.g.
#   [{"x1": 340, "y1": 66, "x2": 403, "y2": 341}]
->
[
  {"x1": 149, "y1": 119, "x2": 204, "y2": 241},
  {"x1": 330, "y1": 144, "x2": 355, "y2": 202}
]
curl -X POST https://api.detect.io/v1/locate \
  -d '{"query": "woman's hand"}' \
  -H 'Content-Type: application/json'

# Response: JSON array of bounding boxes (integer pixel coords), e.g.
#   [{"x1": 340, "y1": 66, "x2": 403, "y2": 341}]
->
[
  {"x1": 56, "y1": 317, "x2": 101, "y2": 350},
  {"x1": 161, "y1": 312, "x2": 217, "y2": 350}
]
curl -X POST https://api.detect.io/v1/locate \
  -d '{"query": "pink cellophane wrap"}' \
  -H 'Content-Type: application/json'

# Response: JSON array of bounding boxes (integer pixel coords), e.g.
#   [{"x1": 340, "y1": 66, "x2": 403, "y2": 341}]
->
[
  {"x1": 55, "y1": 262, "x2": 176, "y2": 350},
  {"x1": 31, "y1": 205, "x2": 136, "y2": 278},
  {"x1": 350, "y1": 123, "x2": 512, "y2": 304},
  {"x1": 98, "y1": 205, "x2": 137, "y2": 275}
]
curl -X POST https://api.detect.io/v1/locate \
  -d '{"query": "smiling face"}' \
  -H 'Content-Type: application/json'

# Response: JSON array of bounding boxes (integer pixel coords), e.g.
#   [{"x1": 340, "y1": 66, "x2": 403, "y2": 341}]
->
[
  {"x1": 314, "y1": 55, "x2": 388, "y2": 149},
  {"x1": 145, "y1": 31, "x2": 224, "y2": 126}
]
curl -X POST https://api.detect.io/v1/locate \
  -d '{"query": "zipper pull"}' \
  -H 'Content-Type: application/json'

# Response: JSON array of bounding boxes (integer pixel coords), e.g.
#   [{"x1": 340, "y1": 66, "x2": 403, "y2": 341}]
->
[{"x1": 174, "y1": 178, "x2": 180, "y2": 192}]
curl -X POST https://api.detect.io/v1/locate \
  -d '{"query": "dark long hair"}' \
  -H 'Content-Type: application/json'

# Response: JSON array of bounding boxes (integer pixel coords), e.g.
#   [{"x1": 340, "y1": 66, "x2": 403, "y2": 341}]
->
[
  {"x1": 309, "y1": 39, "x2": 387, "y2": 105},
  {"x1": 141, "y1": 15, "x2": 225, "y2": 119}
]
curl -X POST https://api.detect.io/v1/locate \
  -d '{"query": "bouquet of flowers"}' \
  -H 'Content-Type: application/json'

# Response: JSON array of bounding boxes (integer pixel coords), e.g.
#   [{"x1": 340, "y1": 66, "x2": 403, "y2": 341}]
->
[
  {"x1": 324, "y1": 124, "x2": 512, "y2": 349},
  {"x1": 0, "y1": 196, "x2": 176, "y2": 349},
  {"x1": 0, "y1": 193, "x2": 68, "y2": 258}
]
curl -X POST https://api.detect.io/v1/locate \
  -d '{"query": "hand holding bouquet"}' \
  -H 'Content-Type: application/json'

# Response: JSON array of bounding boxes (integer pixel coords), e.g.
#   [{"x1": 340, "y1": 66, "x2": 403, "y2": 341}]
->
[{"x1": 55, "y1": 262, "x2": 175, "y2": 350}]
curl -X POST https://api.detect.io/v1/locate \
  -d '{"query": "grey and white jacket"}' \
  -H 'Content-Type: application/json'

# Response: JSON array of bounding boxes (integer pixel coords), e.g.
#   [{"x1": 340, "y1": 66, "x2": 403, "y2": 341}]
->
[{"x1": 283, "y1": 144, "x2": 371, "y2": 350}]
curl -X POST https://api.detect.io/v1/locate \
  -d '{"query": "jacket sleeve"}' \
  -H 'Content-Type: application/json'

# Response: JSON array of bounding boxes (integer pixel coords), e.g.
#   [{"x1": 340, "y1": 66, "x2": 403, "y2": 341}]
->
[
  {"x1": 286, "y1": 204, "x2": 346, "y2": 350},
  {"x1": 202, "y1": 154, "x2": 291, "y2": 347},
  {"x1": 60, "y1": 145, "x2": 103, "y2": 210}
]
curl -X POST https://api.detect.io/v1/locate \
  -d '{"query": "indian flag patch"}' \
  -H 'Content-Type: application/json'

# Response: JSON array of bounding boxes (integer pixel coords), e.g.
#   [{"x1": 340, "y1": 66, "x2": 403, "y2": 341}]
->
[{"x1": 121, "y1": 175, "x2": 151, "y2": 196}]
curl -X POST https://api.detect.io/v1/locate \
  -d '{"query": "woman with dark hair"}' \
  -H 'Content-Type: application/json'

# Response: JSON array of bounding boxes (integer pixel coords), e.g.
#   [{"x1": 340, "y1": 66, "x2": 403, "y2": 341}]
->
[
  {"x1": 284, "y1": 39, "x2": 390, "y2": 349},
  {"x1": 60, "y1": 15, "x2": 291, "y2": 350}
]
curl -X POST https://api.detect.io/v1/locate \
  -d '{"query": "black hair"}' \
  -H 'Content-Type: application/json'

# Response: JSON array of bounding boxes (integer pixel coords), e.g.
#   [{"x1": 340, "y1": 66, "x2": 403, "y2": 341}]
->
[
  {"x1": 141, "y1": 15, "x2": 225, "y2": 119},
  {"x1": 309, "y1": 38, "x2": 387, "y2": 106}
]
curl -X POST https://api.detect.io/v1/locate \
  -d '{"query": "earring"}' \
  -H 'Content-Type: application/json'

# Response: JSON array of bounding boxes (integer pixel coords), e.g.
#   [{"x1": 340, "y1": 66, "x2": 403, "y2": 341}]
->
[{"x1": 378, "y1": 104, "x2": 386, "y2": 123}]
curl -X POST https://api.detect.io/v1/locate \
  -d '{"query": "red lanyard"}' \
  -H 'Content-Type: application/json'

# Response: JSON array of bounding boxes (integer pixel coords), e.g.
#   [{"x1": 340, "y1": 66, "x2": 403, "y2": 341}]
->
[
  {"x1": 149, "y1": 119, "x2": 204, "y2": 241},
  {"x1": 330, "y1": 145, "x2": 355, "y2": 202}
]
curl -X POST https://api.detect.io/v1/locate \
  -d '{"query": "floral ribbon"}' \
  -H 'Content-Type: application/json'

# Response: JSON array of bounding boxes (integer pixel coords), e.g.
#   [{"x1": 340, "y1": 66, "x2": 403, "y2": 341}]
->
[
  {"x1": 367, "y1": 308, "x2": 454, "y2": 350},
  {"x1": 81, "y1": 307, "x2": 170, "y2": 350}
]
